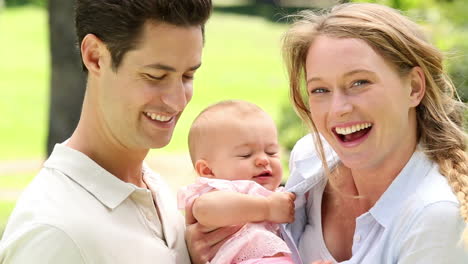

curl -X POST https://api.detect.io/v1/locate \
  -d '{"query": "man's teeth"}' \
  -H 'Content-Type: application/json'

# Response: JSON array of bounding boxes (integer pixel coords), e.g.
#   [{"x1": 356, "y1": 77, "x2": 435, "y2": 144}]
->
[
  {"x1": 145, "y1": 112, "x2": 172, "y2": 122},
  {"x1": 335, "y1": 123, "x2": 372, "y2": 135}
]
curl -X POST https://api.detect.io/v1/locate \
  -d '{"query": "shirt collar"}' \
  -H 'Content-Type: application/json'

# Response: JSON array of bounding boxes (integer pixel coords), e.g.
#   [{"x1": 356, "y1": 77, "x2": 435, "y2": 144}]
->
[
  {"x1": 286, "y1": 142, "x2": 339, "y2": 195},
  {"x1": 288, "y1": 141, "x2": 434, "y2": 228},
  {"x1": 43, "y1": 143, "x2": 137, "y2": 210},
  {"x1": 369, "y1": 149, "x2": 433, "y2": 228}
]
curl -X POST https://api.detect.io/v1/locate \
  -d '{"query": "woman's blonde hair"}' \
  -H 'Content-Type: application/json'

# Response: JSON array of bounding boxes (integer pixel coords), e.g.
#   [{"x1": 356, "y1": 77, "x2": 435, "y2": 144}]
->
[{"x1": 282, "y1": 3, "x2": 468, "y2": 245}]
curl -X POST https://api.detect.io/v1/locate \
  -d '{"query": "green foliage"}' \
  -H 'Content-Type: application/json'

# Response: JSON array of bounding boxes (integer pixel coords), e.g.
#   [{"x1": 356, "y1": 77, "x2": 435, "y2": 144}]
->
[
  {"x1": 447, "y1": 43, "x2": 468, "y2": 102},
  {"x1": 5, "y1": 0, "x2": 45, "y2": 7},
  {"x1": 352, "y1": 0, "x2": 427, "y2": 10},
  {"x1": 437, "y1": 0, "x2": 468, "y2": 27},
  {"x1": 278, "y1": 102, "x2": 308, "y2": 152}
]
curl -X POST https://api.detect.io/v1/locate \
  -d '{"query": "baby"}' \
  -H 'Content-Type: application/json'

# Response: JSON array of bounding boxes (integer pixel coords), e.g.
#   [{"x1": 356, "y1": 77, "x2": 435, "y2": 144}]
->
[{"x1": 178, "y1": 100, "x2": 295, "y2": 264}]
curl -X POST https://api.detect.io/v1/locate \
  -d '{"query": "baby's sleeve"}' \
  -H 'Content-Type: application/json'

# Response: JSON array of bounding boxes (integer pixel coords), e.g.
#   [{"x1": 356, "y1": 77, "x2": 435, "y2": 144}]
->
[
  {"x1": 177, "y1": 177, "x2": 239, "y2": 210},
  {"x1": 177, "y1": 177, "x2": 275, "y2": 210}
]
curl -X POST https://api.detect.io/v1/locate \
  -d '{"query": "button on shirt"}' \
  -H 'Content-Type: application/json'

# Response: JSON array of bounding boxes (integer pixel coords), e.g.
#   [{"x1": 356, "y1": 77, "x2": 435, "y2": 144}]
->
[
  {"x1": 0, "y1": 144, "x2": 190, "y2": 264},
  {"x1": 283, "y1": 134, "x2": 468, "y2": 264}
]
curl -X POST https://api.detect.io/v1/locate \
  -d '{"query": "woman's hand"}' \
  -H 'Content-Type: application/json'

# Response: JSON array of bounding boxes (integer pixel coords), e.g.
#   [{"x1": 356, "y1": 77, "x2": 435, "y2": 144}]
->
[{"x1": 185, "y1": 202, "x2": 241, "y2": 264}]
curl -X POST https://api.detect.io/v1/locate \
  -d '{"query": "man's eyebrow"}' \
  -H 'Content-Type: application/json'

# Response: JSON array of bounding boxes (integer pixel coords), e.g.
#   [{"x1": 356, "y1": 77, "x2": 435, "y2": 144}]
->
[
  {"x1": 144, "y1": 63, "x2": 202, "y2": 72},
  {"x1": 188, "y1": 63, "x2": 202, "y2": 71},
  {"x1": 306, "y1": 69, "x2": 374, "y2": 84}
]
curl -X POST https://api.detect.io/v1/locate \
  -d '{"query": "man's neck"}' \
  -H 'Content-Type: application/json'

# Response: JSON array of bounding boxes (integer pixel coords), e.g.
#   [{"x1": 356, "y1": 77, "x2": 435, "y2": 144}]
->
[{"x1": 67, "y1": 119, "x2": 149, "y2": 188}]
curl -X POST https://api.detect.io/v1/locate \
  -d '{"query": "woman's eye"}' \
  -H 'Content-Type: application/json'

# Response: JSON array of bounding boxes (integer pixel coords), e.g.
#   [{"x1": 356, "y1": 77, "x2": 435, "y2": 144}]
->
[
  {"x1": 352, "y1": 79, "x2": 370, "y2": 87},
  {"x1": 310, "y1": 88, "x2": 328, "y2": 94},
  {"x1": 183, "y1": 75, "x2": 194, "y2": 80}
]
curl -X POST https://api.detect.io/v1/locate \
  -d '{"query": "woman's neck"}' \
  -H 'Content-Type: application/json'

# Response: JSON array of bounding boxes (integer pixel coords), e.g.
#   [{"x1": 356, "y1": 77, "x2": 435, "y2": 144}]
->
[
  {"x1": 331, "y1": 142, "x2": 417, "y2": 212},
  {"x1": 358, "y1": 144, "x2": 416, "y2": 208}
]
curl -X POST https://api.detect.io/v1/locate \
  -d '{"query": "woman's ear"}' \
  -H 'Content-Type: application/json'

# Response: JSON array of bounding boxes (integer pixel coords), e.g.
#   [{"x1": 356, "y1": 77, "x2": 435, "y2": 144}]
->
[
  {"x1": 80, "y1": 33, "x2": 108, "y2": 76},
  {"x1": 195, "y1": 160, "x2": 214, "y2": 178},
  {"x1": 408, "y1": 66, "x2": 426, "y2": 107}
]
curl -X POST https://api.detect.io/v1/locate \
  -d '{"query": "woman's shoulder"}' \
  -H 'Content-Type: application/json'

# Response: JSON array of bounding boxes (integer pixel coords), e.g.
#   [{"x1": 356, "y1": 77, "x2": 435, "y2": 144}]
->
[
  {"x1": 414, "y1": 161, "x2": 459, "y2": 206},
  {"x1": 392, "y1": 160, "x2": 462, "y2": 235},
  {"x1": 386, "y1": 166, "x2": 465, "y2": 260}
]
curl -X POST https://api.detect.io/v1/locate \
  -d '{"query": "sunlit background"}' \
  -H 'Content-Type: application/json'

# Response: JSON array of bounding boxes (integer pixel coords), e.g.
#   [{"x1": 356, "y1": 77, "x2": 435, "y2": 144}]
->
[{"x1": 0, "y1": 0, "x2": 467, "y2": 237}]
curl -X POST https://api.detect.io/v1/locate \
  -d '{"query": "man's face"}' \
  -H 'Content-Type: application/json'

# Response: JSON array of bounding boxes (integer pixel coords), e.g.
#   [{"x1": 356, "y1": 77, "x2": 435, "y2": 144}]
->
[{"x1": 97, "y1": 21, "x2": 203, "y2": 150}]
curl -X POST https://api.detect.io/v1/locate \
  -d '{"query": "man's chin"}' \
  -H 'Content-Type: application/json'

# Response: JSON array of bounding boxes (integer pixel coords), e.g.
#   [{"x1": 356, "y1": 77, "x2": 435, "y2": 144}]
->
[{"x1": 148, "y1": 136, "x2": 173, "y2": 149}]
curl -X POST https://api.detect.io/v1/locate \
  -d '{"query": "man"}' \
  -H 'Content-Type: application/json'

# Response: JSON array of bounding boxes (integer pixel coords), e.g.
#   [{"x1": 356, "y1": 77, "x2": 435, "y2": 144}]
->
[{"x1": 0, "y1": 0, "x2": 212, "y2": 263}]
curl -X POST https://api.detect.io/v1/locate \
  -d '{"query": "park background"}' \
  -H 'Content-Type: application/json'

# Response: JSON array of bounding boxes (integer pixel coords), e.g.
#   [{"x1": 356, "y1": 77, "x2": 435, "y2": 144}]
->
[{"x1": 0, "y1": 0, "x2": 467, "y2": 237}]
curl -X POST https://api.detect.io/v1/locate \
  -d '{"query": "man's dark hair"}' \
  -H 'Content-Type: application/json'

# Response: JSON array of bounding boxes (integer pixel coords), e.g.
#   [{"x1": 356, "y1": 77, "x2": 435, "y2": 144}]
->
[{"x1": 75, "y1": 0, "x2": 212, "y2": 72}]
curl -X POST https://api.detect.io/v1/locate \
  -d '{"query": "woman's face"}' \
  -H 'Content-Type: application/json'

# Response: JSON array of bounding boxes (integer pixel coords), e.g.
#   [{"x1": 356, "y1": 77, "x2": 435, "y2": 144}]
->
[{"x1": 305, "y1": 36, "x2": 423, "y2": 172}]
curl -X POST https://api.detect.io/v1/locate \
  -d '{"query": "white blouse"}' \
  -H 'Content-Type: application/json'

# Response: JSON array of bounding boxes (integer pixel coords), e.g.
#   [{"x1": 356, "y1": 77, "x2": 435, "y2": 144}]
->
[{"x1": 284, "y1": 134, "x2": 467, "y2": 264}]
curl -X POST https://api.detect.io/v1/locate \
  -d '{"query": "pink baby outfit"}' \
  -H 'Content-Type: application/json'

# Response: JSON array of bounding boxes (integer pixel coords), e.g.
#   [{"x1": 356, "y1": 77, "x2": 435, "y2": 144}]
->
[{"x1": 178, "y1": 177, "x2": 293, "y2": 264}]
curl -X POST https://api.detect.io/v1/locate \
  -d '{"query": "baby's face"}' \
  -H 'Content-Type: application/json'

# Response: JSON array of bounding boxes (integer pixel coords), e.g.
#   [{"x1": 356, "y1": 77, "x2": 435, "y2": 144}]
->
[{"x1": 207, "y1": 115, "x2": 283, "y2": 191}]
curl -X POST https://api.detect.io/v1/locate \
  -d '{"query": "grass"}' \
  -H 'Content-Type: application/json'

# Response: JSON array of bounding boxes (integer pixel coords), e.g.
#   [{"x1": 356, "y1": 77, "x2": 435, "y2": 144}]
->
[
  {"x1": 0, "y1": 200, "x2": 16, "y2": 238},
  {"x1": 0, "y1": 172, "x2": 35, "y2": 189},
  {"x1": 0, "y1": 7, "x2": 50, "y2": 160},
  {"x1": 0, "y1": 7, "x2": 290, "y2": 160}
]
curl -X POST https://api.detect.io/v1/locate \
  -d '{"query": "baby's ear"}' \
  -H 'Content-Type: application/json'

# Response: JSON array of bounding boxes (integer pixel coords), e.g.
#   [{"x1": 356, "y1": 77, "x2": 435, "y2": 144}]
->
[{"x1": 195, "y1": 160, "x2": 214, "y2": 178}]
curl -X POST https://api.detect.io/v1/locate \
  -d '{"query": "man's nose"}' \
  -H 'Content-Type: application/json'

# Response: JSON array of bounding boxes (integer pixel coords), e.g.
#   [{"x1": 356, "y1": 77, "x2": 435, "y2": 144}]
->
[{"x1": 161, "y1": 80, "x2": 191, "y2": 112}]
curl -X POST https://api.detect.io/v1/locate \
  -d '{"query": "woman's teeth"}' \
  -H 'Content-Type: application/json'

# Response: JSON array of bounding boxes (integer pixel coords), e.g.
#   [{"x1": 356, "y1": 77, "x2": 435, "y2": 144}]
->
[{"x1": 335, "y1": 123, "x2": 372, "y2": 135}]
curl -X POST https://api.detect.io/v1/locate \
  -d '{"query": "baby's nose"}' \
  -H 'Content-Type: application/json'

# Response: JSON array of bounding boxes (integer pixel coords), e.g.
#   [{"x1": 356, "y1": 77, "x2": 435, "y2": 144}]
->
[{"x1": 255, "y1": 156, "x2": 269, "y2": 166}]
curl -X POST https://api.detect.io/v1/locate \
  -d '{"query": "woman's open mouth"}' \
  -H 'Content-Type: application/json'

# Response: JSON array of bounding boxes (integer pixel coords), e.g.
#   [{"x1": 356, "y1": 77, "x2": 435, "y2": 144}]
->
[{"x1": 333, "y1": 122, "x2": 372, "y2": 143}]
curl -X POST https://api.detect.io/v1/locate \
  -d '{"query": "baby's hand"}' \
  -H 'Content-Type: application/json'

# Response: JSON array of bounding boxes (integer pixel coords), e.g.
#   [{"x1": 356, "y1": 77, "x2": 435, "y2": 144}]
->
[
  {"x1": 310, "y1": 261, "x2": 333, "y2": 264},
  {"x1": 265, "y1": 192, "x2": 295, "y2": 223}
]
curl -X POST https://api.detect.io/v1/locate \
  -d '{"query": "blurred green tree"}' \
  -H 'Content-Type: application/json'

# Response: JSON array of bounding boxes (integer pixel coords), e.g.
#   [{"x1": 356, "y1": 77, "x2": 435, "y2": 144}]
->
[{"x1": 46, "y1": 0, "x2": 86, "y2": 155}]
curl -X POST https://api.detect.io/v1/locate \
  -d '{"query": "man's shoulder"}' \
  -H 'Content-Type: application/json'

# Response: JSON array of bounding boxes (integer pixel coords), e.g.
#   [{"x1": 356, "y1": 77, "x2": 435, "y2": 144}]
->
[
  {"x1": 0, "y1": 223, "x2": 85, "y2": 263},
  {"x1": 3, "y1": 167, "x2": 111, "y2": 244}
]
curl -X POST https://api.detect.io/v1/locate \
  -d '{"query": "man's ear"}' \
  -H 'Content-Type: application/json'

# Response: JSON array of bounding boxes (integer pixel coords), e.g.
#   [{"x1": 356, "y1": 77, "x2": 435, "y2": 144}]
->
[
  {"x1": 408, "y1": 66, "x2": 426, "y2": 107},
  {"x1": 194, "y1": 160, "x2": 214, "y2": 178},
  {"x1": 80, "y1": 33, "x2": 109, "y2": 76}
]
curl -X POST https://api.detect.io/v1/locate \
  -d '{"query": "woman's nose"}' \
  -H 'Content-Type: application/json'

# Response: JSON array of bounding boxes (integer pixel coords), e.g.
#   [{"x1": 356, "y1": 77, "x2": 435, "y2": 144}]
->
[{"x1": 330, "y1": 92, "x2": 353, "y2": 118}]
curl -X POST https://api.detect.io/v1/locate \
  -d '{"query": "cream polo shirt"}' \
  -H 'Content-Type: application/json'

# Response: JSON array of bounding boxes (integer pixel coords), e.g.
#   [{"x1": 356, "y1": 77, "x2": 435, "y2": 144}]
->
[{"x1": 0, "y1": 144, "x2": 191, "y2": 264}]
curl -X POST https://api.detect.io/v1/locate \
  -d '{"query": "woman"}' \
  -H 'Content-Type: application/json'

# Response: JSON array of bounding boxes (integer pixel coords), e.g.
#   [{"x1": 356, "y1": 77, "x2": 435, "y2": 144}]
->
[
  {"x1": 185, "y1": 3, "x2": 467, "y2": 264},
  {"x1": 282, "y1": 2, "x2": 467, "y2": 263}
]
